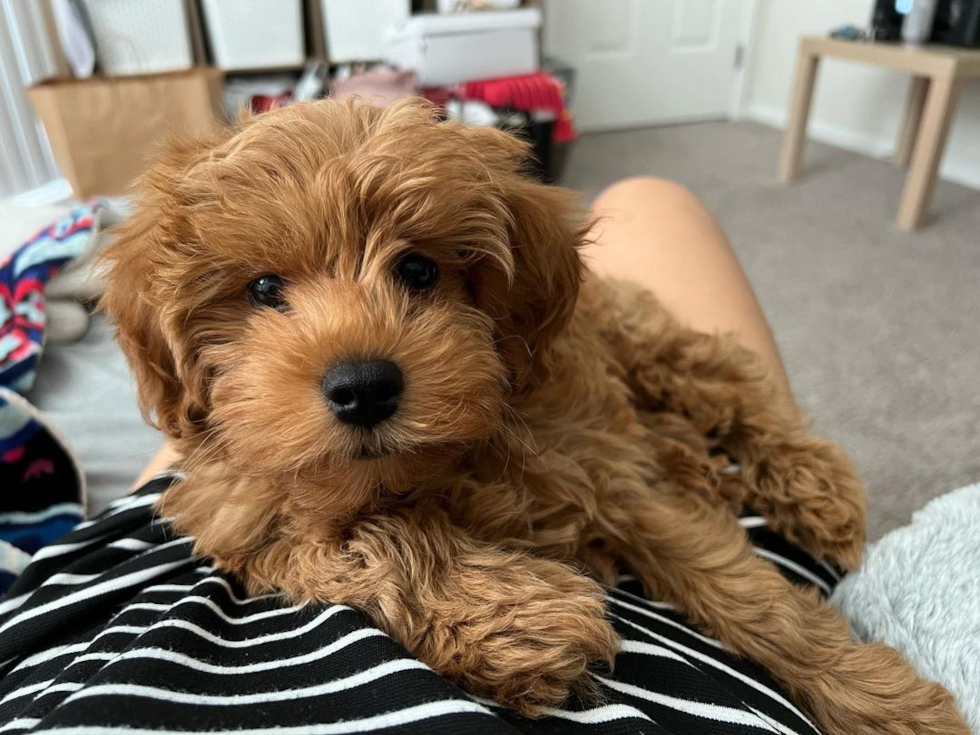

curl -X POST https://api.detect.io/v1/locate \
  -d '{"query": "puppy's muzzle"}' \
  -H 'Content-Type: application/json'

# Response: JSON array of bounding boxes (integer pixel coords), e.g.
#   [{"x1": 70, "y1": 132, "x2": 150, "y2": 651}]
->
[{"x1": 322, "y1": 360, "x2": 403, "y2": 429}]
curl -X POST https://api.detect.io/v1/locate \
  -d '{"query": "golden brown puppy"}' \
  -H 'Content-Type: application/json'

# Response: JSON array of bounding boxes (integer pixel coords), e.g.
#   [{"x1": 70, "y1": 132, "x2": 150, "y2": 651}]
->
[{"x1": 102, "y1": 98, "x2": 966, "y2": 734}]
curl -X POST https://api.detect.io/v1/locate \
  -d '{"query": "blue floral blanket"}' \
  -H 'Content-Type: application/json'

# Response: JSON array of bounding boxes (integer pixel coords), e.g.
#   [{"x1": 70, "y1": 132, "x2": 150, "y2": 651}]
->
[{"x1": 0, "y1": 203, "x2": 100, "y2": 592}]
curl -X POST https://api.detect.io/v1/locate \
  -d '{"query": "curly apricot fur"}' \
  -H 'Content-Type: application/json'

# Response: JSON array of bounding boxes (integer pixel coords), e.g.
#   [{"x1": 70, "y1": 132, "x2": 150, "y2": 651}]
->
[{"x1": 101, "y1": 98, "x2": 966, "y2": 732}]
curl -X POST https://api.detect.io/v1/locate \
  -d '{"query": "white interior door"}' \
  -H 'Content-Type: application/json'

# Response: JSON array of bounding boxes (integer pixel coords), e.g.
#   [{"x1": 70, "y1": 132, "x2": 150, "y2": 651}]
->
[{"x1": 544, "y1": 0, "x2": 746, "y2": 131}]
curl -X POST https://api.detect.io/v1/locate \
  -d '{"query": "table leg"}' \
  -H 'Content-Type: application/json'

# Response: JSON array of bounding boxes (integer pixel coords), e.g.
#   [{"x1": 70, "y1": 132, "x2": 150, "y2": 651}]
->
[
  {"x1": 896, "y1": 73, "x2": 961, "y2": 230},
  {"x1": 895, "y1": 75, "x2": 929, "y2": 167},
  {"x1": 778, "y1": 47, "x2": 820, "y2": 184}
]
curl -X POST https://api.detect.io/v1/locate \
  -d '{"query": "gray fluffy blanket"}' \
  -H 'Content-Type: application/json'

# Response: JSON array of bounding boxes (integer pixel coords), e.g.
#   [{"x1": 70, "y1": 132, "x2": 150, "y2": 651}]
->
[{"x1": 832, "y1": 483, "x2": 980, "y2": 732}]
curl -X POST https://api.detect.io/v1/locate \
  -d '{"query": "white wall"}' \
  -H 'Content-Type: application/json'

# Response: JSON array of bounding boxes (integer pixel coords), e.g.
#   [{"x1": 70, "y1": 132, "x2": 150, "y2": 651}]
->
[
  {"x1": 0, "y1": 0, "x2": 61, "y2": 199},
  {"x1": 741, "y1": 0, "x2": 980, "y2": 190}
]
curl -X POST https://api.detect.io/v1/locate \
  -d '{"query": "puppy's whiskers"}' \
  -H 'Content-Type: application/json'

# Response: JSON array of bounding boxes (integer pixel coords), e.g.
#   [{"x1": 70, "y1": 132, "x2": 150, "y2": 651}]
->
[
  {"x1": 481, "y1": 434, "x2": 511, "y2": 486},
  {"x1": 179, "y1": 427, "x2": 224, "y2": 471},
  {"x1": 492, "y1": 334, "x2": 533, "y2": 362},
  {"x1": 503, "y1": 404, "x2": 534, "y2": 445},
  {"x1": 502, "y1": 405, "x2": 537, "y2": 458},
  {"x1": 495, "y1": 409, "x2": 538, "y2": 484}
]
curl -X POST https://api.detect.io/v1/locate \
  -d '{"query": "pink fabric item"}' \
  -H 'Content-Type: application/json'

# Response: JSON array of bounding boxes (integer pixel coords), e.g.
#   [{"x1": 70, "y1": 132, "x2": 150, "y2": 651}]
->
[{"x1": 331, "y1": 70, "x2": 418, "y2": 107}]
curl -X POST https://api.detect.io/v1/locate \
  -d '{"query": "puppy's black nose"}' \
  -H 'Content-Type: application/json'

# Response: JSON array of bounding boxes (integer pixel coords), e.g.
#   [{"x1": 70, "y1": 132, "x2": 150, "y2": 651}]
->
[{"x1": 322, "y1": 360, "x2": 403, "y2": 429}]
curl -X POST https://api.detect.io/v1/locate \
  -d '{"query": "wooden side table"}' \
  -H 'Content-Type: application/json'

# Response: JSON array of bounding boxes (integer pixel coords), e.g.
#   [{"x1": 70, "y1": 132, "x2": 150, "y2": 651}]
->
[{"x1": 778, "y1": 35, "x2": 980, "y2": 230}]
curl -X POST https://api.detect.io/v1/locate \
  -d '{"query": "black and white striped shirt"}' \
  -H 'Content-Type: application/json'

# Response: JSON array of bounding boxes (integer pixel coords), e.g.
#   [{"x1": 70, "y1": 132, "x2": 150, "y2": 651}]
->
[{"x1": 0, "y1": 474, "x2": 839, "y2": 734}]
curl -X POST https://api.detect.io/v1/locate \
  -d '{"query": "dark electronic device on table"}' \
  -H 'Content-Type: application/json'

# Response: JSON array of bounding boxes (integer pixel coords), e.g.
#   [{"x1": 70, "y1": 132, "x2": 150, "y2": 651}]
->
[{"x1": 870, "y1": 0, "x2": 980, "y2": 45}]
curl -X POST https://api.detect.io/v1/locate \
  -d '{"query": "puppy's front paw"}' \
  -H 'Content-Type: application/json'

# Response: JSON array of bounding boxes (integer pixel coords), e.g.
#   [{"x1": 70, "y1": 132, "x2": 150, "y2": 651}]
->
[
  {"x1": 427, "y1": 572, "x2": 619, "y2": 716},
  {"x1": 749, "y1": 439, "x2": 867, "y2": 571},
  {"x1": 498, "y1": 596, "x2": 618, "y2": 714}
]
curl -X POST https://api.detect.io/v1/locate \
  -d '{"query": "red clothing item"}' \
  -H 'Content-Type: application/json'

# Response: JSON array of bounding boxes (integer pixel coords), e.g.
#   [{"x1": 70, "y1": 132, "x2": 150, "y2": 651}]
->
[{"x1": 457, "y1": 72, "x2": 576, "y2": 143}]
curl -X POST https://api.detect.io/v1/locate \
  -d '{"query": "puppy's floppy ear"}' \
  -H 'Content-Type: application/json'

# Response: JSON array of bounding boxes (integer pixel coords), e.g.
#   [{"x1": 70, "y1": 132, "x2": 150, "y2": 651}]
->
[
  {"x1": 464, "y1": 126, "x2": 587, "y2": 392},
  {"x1": 100, "y1": 129, "x2": 230, "y2": 438}
]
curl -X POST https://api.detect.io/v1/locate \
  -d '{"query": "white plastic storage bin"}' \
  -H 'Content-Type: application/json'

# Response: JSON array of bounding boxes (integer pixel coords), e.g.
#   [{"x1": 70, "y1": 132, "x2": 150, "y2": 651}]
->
[
  {"x1": 201, "y1": 0, "x2": 305, "y2": 71},
  {"x1": 322, "y1": 0, "x2": 411, "y2": 63},
  {"x1": 385, "y1": 8, "x2": 541, "y2": 87},
  {"x1": 84, "y1": 0, "x2": 194, "y2": 76}
]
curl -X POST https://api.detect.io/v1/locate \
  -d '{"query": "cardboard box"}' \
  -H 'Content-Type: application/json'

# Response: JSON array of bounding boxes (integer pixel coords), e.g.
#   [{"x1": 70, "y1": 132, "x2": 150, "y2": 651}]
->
[{"x1": 28, "y1": 68, "x2": 224, "y2": 198}]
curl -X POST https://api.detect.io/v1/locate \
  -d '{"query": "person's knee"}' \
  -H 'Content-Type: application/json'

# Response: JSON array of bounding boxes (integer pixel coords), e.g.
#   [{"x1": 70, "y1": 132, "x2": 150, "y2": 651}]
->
[{"x1": 593, "y1": 176, "x2": 703, "y2": 214}]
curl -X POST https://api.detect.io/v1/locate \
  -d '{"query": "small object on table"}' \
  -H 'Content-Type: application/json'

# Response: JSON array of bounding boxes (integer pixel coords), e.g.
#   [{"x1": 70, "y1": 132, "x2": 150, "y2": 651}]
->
[
  {"x1": 902, "y1": 0, "x2": 939, "y2": 45},
  {"x1": 829, "y1": 25, "x2": 868, "y2": 41}
]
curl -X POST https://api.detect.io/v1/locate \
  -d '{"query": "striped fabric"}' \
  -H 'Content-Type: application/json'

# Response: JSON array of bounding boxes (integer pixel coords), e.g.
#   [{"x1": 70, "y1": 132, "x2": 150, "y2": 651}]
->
[{"x1": 0, "y1": 474, "x2": 839, "y2": 734}]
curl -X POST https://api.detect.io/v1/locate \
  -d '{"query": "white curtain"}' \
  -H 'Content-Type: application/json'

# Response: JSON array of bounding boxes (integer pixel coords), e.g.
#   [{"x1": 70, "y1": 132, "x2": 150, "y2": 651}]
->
[{"x1": 0, "y1": 0, "x2": 61, "y2": 199}]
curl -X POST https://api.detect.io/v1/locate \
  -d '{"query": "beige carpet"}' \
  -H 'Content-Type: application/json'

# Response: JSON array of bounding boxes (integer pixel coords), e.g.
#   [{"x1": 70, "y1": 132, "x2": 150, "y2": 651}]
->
[{"x1": 562, "y1": 121, "x2": 980, "y2": 540}]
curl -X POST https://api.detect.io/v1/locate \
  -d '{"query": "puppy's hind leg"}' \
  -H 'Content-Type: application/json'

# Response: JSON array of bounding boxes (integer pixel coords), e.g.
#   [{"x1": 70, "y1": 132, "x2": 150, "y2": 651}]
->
[
  {"x1": 605, "y1": 489, "x2": 967, "y2": 735},
  {"x1": 620, "y1": 298, "x2": 866, "y2": 570}
]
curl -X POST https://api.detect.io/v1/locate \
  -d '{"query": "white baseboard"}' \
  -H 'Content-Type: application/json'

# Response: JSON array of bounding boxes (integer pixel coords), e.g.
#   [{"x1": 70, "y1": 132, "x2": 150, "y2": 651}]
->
[
  {"x1": 743, "y1": 103, "x2": 980, "y2": 191},
  {"x1": 5, "y1": 178, "x2": 73, "y2": 207}
]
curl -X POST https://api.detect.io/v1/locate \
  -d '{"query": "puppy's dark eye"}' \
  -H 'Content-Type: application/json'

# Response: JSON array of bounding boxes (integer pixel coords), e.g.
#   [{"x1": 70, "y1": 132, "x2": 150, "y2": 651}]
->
[
  {"x1": 395, "y1": 254, "x2": 440, "y2": 292},
  {"x1": 247, "y1": 275, "x2": 287, "y2": 310}
]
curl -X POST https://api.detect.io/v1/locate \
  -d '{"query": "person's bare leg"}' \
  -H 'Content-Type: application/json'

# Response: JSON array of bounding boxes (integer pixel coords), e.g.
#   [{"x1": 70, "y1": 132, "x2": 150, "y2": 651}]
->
[
  {"x1": 131, "y1": 441, "x2": 181, "y2": 490},
  {"x1": 583, "y1": 176, "x2": 796, "y2": 415},
  {"x1": 582, "y1": 177, "x2": 967, "y2": 735}
]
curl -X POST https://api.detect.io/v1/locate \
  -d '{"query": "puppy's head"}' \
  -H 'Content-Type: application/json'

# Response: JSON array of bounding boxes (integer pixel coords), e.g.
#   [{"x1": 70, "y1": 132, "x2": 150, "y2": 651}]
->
[{"x1": 103, "y1": 98, "x2": 584, "y2": 506}]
